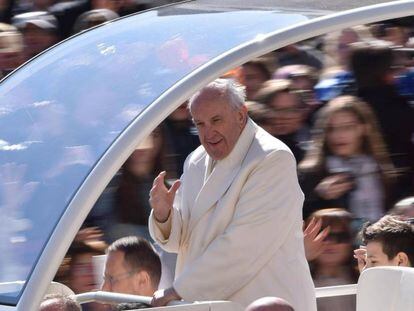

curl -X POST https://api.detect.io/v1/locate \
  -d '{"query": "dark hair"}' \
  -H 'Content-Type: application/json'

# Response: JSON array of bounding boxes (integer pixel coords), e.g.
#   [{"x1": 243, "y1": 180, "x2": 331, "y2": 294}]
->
[
  {"x1": 361, "y1": 215, "x2": 414, "y2": 266},
  {"x1": 41, "y1": 294, "x2": 81, "y2": 311},
  {"x1": 69, "y1": 241, "x2": 106, "y2": 258},
  {"x1": 108, "y1": 236, "x2": 161, "y2": 288},
  {"x1": 116, "y1": 127, "x2": 172, "y2": 225},
  {"x1": 350, "y1": 41, "x2": 394, "y2": 89},
  {"x1": 242, "y1": 59, "x2": 272, "y2": 81},
  {"x1": 309, "y1": 208, "x2": 353, "y2": 234}
]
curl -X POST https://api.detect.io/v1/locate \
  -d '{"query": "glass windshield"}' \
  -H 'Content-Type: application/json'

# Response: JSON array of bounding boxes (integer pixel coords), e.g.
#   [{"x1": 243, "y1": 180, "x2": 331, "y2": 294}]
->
[{"x1": 0, "y1": 5, "x2": 308, "y2": 305}]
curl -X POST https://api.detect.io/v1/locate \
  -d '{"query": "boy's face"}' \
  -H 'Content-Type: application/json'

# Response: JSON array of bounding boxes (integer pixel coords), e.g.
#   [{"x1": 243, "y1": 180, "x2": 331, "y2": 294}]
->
[{"x1": 366, "y1": 241, "x2": 402, "y2": 268}]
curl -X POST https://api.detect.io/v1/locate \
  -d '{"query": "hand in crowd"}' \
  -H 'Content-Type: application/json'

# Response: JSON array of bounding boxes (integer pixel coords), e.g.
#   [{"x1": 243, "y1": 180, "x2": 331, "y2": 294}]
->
[
  {"x1": 74, "y1": 226, "x2": 103, "y2": 243},
  {"x1": 353, "y1": 246, "x2": 367, "y2": 273},
  {"x1": 315, "y1": 173, "x2": 354, "y2": 200},
  {"x1": 149, "y1": 171, "x2": 181, "y2": 223},
  {"x1": 303, "y1": 217, "x2": 330, "y2": 261},
  {"x1": 151, "y1": 286, "x2": 181, "y2": 307}
]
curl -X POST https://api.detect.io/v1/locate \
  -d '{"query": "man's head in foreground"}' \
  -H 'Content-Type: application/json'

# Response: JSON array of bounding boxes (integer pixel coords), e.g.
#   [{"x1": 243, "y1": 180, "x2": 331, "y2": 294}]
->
[
  {"x1": 362, "y1": 215, "x2": 414, "y2": 268},
  {"x1": 245, "y1": 297, "x2": 294, "y2": 311},
  {"x1": 189, "y1": 78, "x2": 248, "y2": 161},
  {"x1": 102, "y1": 236, "x2": 161, "y2": 296},
  {"x1": 39, "y1": 294, "x2": 81, "y2": 311}
]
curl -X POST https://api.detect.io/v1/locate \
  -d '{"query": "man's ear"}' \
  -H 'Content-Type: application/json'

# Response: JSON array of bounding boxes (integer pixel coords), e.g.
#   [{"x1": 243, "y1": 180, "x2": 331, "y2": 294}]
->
[
  {"x1": 134, "y1": 270, "x2": 152, "y2": 295},
  {"x1": 396, "y1": 252, "x2": 410, "y2": 267},
  {"x1": 238, "y1": 105, "x2": 248, "y2": 125}
]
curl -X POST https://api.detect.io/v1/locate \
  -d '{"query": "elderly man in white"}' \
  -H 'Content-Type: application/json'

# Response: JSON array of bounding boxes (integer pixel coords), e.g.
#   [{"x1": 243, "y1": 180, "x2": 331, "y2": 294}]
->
[{"x1": 149, "y1": 79, "x2": 316, "y2": 311}]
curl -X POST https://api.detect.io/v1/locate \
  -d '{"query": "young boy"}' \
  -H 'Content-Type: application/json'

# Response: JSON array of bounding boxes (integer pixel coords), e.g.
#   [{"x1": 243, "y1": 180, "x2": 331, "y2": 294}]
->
[{"x1": 354, "y1": 215, "x2": 414, "y2": 272}]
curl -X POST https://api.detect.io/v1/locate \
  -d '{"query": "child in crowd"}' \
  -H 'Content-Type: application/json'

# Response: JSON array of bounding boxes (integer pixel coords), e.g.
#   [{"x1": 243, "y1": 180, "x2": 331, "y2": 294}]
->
[
  {"x1": 354, "y1": 214, "x2": 414, "y2": 272},
  {"x1": 299, "y1": 95, "x2": 395, "y2": 223}
]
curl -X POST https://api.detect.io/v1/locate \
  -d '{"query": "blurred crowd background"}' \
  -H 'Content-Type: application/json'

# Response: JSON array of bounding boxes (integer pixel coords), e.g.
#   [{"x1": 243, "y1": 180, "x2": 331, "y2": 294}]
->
[
  {"x1": 0, "y1": 0, "x2": 178, "y2": 78},
  {"x1": 2, "y1": 2, "x2": 414, "y2": 310}
]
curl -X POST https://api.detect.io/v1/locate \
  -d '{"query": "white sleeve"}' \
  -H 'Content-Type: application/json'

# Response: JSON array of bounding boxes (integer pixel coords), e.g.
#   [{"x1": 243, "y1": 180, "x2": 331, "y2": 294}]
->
[
  {"x1": 149, "y1": 154, "x2": 194, "y2": 253},
  {"x1": 149, "y1": 189, "x2": 184, "y2": 253}
]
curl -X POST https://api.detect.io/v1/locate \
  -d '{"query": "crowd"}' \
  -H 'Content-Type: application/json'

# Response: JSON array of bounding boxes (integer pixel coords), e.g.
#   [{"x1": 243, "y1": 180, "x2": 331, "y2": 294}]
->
[
  {"x1": 0, "y1": 0, "x2": 176, "y2": 78},
  {"x1": 2, "y1": 3, "x2": 413, "y2": 310}
]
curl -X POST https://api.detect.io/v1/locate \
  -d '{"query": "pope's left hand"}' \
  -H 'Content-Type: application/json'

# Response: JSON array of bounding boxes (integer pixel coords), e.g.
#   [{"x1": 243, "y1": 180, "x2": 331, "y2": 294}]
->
[{"x1": 151, "y1": 287, "x2": 182, "y2": 307}]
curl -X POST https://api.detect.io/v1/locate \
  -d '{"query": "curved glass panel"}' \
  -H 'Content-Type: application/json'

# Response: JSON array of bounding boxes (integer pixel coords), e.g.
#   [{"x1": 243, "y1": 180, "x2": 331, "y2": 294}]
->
[{"x1": 0, "y1": 5, "x2": 308, "y2": 305}]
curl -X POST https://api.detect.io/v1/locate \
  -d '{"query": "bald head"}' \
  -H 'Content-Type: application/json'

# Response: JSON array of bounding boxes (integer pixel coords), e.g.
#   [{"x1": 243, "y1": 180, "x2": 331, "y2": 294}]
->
[{"x1": 246, "y1": 297, "x2": 295, "y2": 311}]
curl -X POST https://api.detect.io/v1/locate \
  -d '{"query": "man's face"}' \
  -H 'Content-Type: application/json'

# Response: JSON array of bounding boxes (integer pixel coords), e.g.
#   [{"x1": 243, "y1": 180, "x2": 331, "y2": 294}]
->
[
  {"x1": 70, "y1": 253, "x2": 96, "y2": 293},
  {"x1": 268, "y1": 92, "x2": 304, "y2": 136},
  {"x1": 365, "y1": 241, "x2": 400, "y2": 268},
  {"x1": 101, "y1": 250, "x2": 140, "y2": 295},
  {"x1": 191, "y1": 92, "x2": 247, "y2": 160},
  {"x1": 240, "y1": 64, "x2": 268, "y2": 100}
]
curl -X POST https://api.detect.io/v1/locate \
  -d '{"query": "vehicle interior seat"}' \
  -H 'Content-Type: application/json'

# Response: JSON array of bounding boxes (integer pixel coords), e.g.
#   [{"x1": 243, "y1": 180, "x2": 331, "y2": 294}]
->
[{"x1": 356, "y1": 266, "x2": 414, "y2": 311}]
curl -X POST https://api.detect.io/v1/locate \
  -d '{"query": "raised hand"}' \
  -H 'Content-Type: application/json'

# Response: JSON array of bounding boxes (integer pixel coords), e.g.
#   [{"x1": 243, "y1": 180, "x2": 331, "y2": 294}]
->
[
  {"x1": 74, "y1": 227, "x2": 103, "y2": 243},
  {"x1": 303, "y1": 217, "x2": 330, "y2": 261},
  {"x1": 353, "y1": 246, "x2": 367, "y2": 273},
  {"x1": 149, "y1": 171, "x2": 181, "y2": 223}
]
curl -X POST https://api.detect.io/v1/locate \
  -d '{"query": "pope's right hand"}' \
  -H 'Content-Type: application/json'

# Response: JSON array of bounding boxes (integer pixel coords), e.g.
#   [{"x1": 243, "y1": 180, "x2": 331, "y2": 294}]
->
[{"x1": 149, "y1": 171, "x2": 181, "y2": 223}]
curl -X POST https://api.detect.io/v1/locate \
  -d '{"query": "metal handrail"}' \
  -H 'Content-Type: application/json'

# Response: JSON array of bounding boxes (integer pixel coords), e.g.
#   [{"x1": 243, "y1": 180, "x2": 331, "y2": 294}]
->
[
  {"x1": 74, "y1": 291, "x2": 187, "y2": 306},
  {"x1": 75, "y1": 285, "x2": 358, "y2": 306},
  {"x1": 75, "y1": 291, "x2": 152, "y2": 305},
  {"x1": 315, "y1": 284, "x2": 357, "y2": 298}
]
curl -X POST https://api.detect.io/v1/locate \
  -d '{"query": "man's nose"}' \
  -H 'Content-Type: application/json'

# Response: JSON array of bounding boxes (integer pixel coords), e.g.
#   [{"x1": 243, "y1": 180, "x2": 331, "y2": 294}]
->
[{"x1": 204, "y1": 124, "x2": 215, "y2": 139}]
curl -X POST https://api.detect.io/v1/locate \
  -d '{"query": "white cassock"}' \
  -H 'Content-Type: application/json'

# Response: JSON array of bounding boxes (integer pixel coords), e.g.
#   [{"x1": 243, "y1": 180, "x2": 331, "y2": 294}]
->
[{"x1": 149, "y1": 119, "x2": 316, "y2": 311}]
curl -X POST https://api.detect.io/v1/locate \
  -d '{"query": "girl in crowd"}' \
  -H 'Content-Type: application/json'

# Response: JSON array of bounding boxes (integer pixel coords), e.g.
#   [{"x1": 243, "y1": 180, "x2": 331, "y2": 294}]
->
[
  {"x1": 299, "y1": 95, "x2": 395, "y2": 224},
  {"x1": 306, "y1": 208, "x2": 357, "y2": 311}
]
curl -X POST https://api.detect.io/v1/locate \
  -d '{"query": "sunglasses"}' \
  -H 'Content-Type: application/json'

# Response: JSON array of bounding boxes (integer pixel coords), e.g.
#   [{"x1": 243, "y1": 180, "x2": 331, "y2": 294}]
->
[{"x1": 325, "y1": 231, "x2": 351, "y2": 244}]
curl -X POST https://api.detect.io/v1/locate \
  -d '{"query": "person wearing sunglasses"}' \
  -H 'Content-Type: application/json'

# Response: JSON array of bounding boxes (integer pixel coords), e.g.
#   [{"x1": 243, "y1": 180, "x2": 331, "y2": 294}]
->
[{"x1": 305, "y1": 208, "x2": 358, "y2": 311}]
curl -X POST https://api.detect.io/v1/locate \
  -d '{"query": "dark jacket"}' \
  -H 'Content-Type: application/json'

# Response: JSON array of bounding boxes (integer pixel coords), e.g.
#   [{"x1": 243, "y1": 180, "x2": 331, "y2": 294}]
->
[{"x1": 358, "y1": 85, "x2": 414, "y2": 200}]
